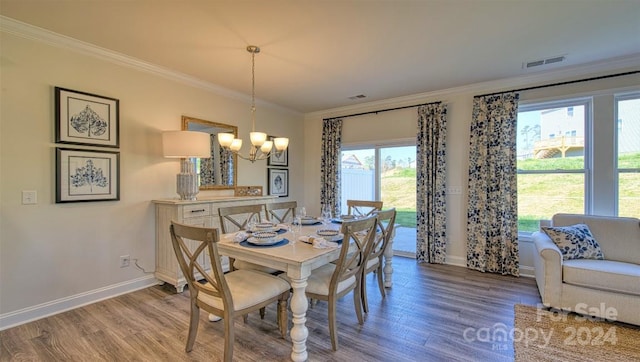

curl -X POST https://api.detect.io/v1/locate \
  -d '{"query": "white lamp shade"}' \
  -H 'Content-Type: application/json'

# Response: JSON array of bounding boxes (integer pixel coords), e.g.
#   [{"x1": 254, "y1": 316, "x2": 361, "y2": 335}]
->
[
  {"x1": 250, "y1": 131, "x2": 267, "y2": 146},
  {"x1": 217, "y1": 132, "x2": 235, "y2": 148},
  {"x1": 230, "y1": 138, "x2": 243, "y2": 151},
  {"x1": 273, "y1": 137, "x2": 289, "y2": 151},
  {"x1": 260, "y1": 140, "x2": 273, "y2": 153},
  {"x1": 162, "y1": 131, "x2": 211, "y2": 158}
]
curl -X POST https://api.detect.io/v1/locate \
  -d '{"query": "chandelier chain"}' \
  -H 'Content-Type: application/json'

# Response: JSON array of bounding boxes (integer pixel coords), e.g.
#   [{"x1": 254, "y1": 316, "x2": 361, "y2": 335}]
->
[{"x1": 251, "y1": 48, "x2": 256, "y2": 132}]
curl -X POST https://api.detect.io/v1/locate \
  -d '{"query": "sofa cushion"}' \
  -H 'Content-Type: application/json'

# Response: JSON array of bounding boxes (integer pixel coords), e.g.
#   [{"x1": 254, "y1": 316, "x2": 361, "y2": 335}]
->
[
  {"x1": 563, "y1": 259, "x2": 640, "y2": 296},
  {"x1": 542, "y1": 224, "x2": 604, "y2": 260}
]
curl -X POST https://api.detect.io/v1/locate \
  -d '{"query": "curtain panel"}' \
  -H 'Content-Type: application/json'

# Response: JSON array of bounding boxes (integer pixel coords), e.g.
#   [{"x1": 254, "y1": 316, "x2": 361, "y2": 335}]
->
[
  {"x1": 320, "y1": 119, "x2": 343, "y2": 216},
  {"x1": 416, "y1": 103, "x2": 448, "y2": 263},
  {"x1": 467, "y1": 92, "x2": 520, "y2": 276}
]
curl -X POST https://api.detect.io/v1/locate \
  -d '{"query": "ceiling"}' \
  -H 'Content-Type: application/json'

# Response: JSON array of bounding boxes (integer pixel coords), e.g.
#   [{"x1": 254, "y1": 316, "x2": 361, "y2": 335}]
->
[{"x1": 1, "y1": 1, "x2": 639, "y2": 113}]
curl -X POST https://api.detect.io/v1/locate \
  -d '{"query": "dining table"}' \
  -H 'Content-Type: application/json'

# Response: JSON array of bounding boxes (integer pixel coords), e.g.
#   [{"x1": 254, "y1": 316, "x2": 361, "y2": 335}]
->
[{"x1": 216, "y1": 221, "x2": 394, "y2": 362}]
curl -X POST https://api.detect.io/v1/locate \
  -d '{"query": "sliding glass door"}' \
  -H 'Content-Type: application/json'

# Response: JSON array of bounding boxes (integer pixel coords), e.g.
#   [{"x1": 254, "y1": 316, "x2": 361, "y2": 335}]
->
[{"x1": 341, "y1": 144, "x2": 417, "y2": 256}]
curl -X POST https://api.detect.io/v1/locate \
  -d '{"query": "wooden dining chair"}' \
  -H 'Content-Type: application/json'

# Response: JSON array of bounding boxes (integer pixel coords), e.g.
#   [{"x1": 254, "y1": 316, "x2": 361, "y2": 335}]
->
[
  {"x1": 169, "y1": 221, "x2": 290, "y2": 362},
  {"x1": 218, "y1": 204, "x2": 280, "y2": 274},
  {"x1": 218, "y1": 204, "x2": 264, "y2": 233},
  {"x1": 265, "y1": 201, "x2": 297, "y2": 224},
  {"x1": 361, "y1": 208, "x2": 396, "y2": 313},
  {"x1": 346, "y1": 200, "x2": 383, "y2": 218},
  {"x1": 282, "y1": 215, "x2": 378, "y2": 351}
]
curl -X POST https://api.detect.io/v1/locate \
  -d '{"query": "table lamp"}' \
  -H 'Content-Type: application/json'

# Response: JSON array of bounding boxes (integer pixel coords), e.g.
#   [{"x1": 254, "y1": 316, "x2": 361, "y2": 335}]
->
[{"x1": 162, "y1": 130, "x2": 211, "y2": 200}]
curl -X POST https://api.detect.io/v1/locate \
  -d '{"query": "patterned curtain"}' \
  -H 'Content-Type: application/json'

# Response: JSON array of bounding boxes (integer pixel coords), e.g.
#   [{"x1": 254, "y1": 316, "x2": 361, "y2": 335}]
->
[
  {"x1": 467, "y1": 92, "x2": 520, "y2": 276},
  {"x1": 416, "y1": 103, "x2": 448, "y2": 263},
  {"x1": 220, "y1": 146, "x2": 232, "y2": 185},
  {"x1": 199, "y1": 134, "x2": 216, "y2": 185},
  {"x1": 320, "y1": 119, "x2": 343, "y2": 216}
]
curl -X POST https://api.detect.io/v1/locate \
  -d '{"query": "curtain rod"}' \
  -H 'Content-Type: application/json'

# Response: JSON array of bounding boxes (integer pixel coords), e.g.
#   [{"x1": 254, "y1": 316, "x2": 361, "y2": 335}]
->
[
  {"x1": 323, "y1": 100, "x2": 442, "y2": 121},
  {"x1": 475, "y1": 70, "x2": 640, "y2": 98}
]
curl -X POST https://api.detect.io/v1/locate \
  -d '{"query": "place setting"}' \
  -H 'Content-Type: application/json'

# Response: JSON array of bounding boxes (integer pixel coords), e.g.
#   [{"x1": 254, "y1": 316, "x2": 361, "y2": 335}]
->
[{"x1": 298, "y1": 228, "x2": 344, "y2": 249}]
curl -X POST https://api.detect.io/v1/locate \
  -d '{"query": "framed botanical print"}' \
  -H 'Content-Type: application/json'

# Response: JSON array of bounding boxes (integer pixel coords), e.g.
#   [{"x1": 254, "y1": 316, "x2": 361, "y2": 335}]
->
[
  {"x1": 56, "y1": 148, "x2": 120, "y2": 203},
  {"x1": 55, "y1": 87, "x2": 120, "y2": 147},
  {"x1": 267, "y1": 135, "x2": 288, "y2": 166},
  {"x1": 267, "y1": 168, "x2": 288, "y2": 197}
]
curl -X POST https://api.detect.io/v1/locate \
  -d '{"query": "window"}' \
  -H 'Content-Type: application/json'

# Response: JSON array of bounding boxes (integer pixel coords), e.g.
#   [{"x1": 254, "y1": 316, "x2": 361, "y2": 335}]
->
[
  {"x1": 615, "y1": 93, "x2": 640, "y2": 217},
  {"x1": 517, "y1": 89, "x2": 640, "y2": 234},
  {"x1": 517, "y1": 100, "x2": 588, "y2": 233}
]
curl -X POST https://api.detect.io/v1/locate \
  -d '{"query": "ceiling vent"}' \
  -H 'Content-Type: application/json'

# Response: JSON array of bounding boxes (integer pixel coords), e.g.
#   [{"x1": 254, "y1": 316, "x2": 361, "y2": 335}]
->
[
  {"x1": 348, "y1": 94, "x2": 367, "y2": 100},
  {"x1": 523, "y1": 55, "x2": 566, "y2": 69}
]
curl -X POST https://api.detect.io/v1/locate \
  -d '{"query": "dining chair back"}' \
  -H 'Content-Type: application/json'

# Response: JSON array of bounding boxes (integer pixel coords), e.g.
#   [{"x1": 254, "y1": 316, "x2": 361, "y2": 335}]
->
[
  {"x1": 361, "y1": 208, "x2": 396, "y2": 313},
  {"x1": 346, "y1": 200, "x2": 383, "y2": 218},
  {"x1": 218, "y1": 204, "x2": 263, "y2": 233},
  {"x1": 291, "y1": 215, "x2": 378, "y2": 351},
  {"x1": 218, "y1": 204, "x2": 279, "y2": 275},
  {"x1": 169, "y1": 221, "x2": 290, "y2": 362},
  {"x1": 265, "y1": 201, "x2": 297, "y2": 223}
]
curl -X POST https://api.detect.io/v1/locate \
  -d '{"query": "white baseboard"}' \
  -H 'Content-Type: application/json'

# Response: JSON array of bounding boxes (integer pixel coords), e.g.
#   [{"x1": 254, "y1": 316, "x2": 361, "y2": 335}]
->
[
  {"x1": 0, "y1": 276, "x2": 159, "y2": 331},
  {"x1": 445, "y1": 255, "x2": 535, "y2": 278}
]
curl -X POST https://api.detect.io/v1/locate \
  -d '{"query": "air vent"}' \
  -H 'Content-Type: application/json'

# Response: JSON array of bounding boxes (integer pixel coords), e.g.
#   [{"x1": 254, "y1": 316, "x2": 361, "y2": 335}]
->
[
  {"x1": 524, "y1": 55, "x2": 566, "y2": 69},
  {"x1": 348, "y1": 94, "x2": 367, "y2": 100}
]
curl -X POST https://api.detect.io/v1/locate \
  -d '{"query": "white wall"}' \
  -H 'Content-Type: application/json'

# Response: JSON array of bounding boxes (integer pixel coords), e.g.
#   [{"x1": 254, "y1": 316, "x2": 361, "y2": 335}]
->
[
  {"x1": 0, "y1": 30, "x2": 303, "y2": 329},
  {"x1": 303, "y1": 63, "x2": 640, "y2": 273}
]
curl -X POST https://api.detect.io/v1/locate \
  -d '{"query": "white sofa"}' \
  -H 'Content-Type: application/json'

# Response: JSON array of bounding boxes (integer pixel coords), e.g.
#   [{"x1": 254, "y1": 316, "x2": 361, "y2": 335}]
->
[{"x1": 532, "y1": 213, "x2": 640, "y2": 325}]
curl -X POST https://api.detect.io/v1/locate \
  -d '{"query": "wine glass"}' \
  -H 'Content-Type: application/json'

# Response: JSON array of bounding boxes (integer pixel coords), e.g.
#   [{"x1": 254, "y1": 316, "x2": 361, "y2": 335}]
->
[
  {"x1": 299, "y1": 206, "x2": 307, "y2": 218},
  {"x1": 247, "y1": 214, "x2": 257, "y2": 232}
]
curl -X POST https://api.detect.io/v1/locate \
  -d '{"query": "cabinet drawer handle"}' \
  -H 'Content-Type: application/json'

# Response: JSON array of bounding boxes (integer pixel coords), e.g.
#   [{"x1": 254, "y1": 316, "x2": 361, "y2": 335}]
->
[{"x1": 190, "y1": 209, "x2": 206, "y2": 213}]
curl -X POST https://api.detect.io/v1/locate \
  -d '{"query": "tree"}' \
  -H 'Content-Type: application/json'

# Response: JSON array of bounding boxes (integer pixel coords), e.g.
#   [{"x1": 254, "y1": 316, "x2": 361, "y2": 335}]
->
[{"x1": 70, "y1": 159, "x2": 108, "y2": 192}]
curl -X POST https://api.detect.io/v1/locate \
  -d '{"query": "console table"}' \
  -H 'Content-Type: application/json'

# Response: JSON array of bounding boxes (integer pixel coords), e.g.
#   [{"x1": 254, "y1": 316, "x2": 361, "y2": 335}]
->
[{"x1": 153, "y1": 195, "x2": 277, "y2": 292}]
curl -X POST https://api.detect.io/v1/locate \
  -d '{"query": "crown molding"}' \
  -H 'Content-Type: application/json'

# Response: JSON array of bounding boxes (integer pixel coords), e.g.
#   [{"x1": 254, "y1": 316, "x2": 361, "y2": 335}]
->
[
  {"x1": 306, "y1": 54, "x2": 640, "y2": 121},
  {"x1": 0, "y1": 15, "x2": 301, "y2": 117}
]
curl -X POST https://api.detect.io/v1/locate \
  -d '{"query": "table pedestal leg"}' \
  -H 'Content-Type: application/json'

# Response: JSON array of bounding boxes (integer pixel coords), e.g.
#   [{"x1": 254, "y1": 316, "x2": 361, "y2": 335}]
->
[
  {"x1": 383, "y1": 229, "x2": 394, "y2": 288},
  {"x1": 289, "y1": 277, "x2": 309, "y2": 362}
]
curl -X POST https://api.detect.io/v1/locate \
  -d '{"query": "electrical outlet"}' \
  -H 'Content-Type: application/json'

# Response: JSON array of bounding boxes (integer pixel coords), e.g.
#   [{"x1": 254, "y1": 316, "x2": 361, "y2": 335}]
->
[
  {"x1": 120, "y1": 255, "x2": 130, "y2": 268},
  {"x1": 22, "y1": 190, "x2": 37, "y2": 205}
]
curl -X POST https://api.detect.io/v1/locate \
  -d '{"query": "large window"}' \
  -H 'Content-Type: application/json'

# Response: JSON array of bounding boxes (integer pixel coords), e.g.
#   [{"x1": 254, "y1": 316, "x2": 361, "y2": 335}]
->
[
  {"x1": 517, "y1": 90, "x2": 640, "y2": 233},
  {"x1": 616, "y1": 93, "x2": 640, "y2": 217},
  {"x1": 517, "y1": 100, "x2": 588, "y2": 232}
]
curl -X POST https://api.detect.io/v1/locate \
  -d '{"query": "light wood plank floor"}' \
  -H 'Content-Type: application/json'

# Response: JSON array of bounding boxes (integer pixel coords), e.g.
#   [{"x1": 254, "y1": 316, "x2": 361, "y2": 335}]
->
[{"x1": 1, "y1": 257, "x2": 541, "y2": 361}]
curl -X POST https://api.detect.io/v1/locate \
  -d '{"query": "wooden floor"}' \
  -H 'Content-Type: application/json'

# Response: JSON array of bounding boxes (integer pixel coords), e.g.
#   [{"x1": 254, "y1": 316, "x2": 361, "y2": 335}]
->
[{"x1": 1, "y1": 257, "x2": 541, "y2": 362}]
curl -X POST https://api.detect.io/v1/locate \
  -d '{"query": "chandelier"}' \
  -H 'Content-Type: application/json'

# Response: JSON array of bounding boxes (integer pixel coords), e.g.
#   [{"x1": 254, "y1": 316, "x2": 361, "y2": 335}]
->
[{"x1": 218, "y1": 45, "x2": 289, "y2": 162}]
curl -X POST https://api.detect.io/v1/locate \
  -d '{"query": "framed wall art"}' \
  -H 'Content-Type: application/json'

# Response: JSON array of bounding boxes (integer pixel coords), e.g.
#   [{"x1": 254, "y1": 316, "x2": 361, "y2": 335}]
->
[
  {"x1": 267, "y1": 135, "x2": 288, "y2": 167},
  {"x1": 56, "y1": 148, "x2": 120, "y2": 203},
  {"x1": 55, "y1": 87, "x2": 120, "y2": 147},
  {"x1": 267, "y1": 168, "x2": 288, "y2": 197}
]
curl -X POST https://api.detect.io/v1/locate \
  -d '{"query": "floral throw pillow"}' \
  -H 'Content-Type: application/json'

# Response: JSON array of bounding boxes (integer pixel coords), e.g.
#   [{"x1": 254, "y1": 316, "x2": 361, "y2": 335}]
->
[{"x1": 542, "y1": 223, "x2": 604, "y2": 260}]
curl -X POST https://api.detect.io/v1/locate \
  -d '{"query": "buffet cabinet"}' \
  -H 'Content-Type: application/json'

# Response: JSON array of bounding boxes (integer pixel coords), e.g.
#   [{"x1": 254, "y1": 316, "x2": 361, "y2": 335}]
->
[{"x1": 153, "y1": 195, "x2": 277, "y2": 292}]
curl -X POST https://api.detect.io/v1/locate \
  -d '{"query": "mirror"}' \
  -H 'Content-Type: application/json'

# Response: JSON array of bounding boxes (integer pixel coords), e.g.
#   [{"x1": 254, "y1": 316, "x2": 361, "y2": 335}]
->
[{"x1": 181, "y1": 116, "x2": 238, "y2": 190}]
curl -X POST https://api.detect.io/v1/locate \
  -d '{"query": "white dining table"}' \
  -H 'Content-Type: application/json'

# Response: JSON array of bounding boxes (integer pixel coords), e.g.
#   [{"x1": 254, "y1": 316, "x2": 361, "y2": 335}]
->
[{"x1": 216, "y1": 223, "x2": 394, "y2": 361}]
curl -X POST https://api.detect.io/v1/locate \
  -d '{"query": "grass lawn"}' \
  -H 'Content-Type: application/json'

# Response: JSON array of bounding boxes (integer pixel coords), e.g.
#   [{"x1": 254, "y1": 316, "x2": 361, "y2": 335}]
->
[{"x1": 379, "y1": 152, "x2": 640, "y2": 232}]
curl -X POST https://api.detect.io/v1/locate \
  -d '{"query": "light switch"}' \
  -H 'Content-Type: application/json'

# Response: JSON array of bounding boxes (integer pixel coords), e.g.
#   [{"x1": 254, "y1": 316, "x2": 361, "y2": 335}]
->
[{"x1": 22, "y1": 190, "x2": 37, "y2": 205}]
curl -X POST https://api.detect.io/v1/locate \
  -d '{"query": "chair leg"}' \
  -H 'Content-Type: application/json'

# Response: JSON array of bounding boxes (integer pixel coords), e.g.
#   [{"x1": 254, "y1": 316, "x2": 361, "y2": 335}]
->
[
  {"x1": 328, "y1": 295, "x2": 339, "y2": 351},
  {"x1": 223, "y1": 313, "x2": 234, "y2": 362},
  {"x1": 376, "y1": 264, "x2": 386, "y2": 298},
  {"x1": 260, "y1": 307, "x2": 266, "y2": 319},
  {"x1": 278, "y1": 293, "x2": 288, "y2": 338},
  {"x1": 186, "y1": 302, "x2": 200, "y2": 352},
  {"x1": 361, "y1": 271, "x2": 369, "y2": 314},
  {"x1": 354, "y1": 279, "x2": 364, "y2": 325}
]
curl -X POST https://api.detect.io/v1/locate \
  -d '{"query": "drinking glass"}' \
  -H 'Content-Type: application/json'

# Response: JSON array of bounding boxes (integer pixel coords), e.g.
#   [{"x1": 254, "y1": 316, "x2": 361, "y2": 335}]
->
[
  {"x1": 321, "y1": 205, "x2": 332, "y2": 226},
  {"x1": 289, "y1": 216, "x2": 302, "y2": 243},
  {"x1": 299, "y1": 206, "x2": 307, "y2": 218}
]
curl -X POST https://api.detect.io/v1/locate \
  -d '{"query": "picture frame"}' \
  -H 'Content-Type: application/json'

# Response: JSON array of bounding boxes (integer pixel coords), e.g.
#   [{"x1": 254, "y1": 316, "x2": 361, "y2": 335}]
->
[
  {"x1": 56, "y1": 148, "x2": 120, "y2": 203},
  {"x1": 55, "y1": 87, "x2": 120, "y2": 147},
  {"x1": 267, "y1": 135, "x2": 288, "y2": 167},
  {"x1": 267, "y1": 168, "x2": 288, "y2": 197}
]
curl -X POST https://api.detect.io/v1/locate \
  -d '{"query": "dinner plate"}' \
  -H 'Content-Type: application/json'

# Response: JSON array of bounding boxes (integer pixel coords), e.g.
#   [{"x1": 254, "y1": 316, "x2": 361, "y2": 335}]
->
[
  {"x1": 247, "y1": 236, "x2": 284, "y2": 246},
  {"x1": 300, "y1": 217, "x2": 320, "y2": 225},
  {"x1": 314, "y1": 232, "x2": 344, "y2": 242}
]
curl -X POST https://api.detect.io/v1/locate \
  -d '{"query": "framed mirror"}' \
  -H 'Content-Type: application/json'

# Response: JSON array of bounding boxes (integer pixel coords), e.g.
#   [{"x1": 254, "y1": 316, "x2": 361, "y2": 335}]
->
[{"x1": 181, "y1": 116, "x2": 238, "y2": 190}]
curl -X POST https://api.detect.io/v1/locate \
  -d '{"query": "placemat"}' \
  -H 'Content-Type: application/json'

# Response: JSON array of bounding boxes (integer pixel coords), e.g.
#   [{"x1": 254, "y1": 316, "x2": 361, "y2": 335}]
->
[{"x1": 240, "y1": 239, "x2": 290, "y2": 248}]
